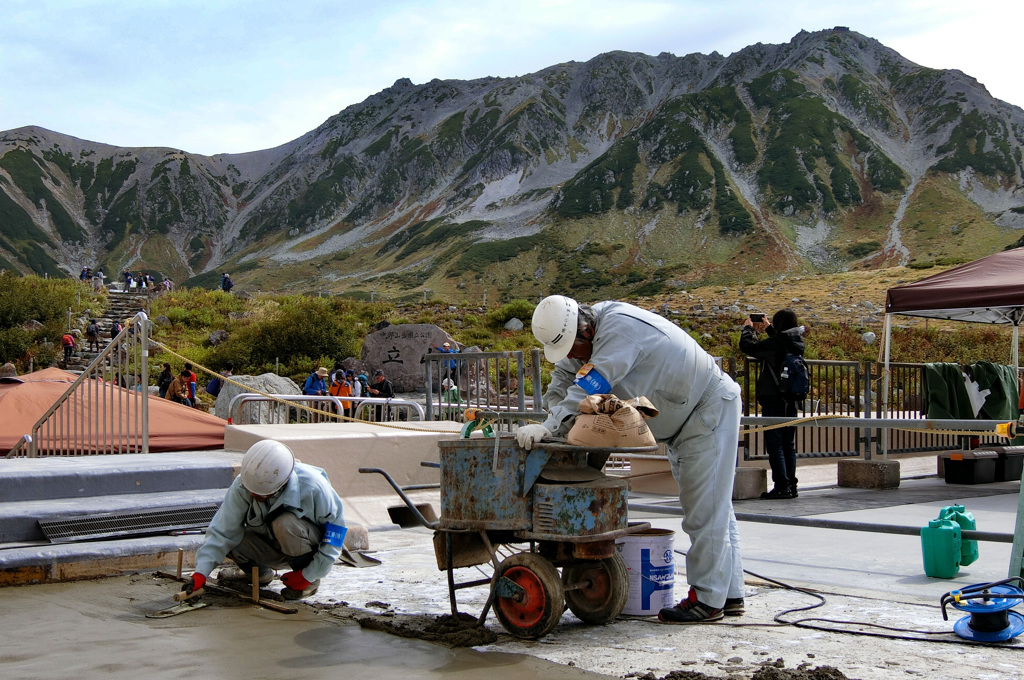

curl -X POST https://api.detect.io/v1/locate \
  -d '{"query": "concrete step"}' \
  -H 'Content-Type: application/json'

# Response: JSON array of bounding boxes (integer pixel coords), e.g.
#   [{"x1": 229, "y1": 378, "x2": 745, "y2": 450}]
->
[
  {"x1": 0, "y1": 452, "x2": 239, "y2": 503},
  {"x1": 0, "y1": 488, "x2": 227, "y2": 543},
  {"x1": 0, "y1": 533, "x2": 206, "y2": 584}
]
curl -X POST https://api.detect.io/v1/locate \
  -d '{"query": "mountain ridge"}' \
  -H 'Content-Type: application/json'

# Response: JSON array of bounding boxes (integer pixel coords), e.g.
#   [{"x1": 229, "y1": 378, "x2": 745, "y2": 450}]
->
[{"x1": 2, "y1": 27, "x2": 1022, "y2": 301}]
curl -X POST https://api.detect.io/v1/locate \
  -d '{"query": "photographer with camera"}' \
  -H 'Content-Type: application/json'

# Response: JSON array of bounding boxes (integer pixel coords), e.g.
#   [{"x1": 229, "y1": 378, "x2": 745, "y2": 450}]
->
[{"x1": 740, "y1": 309, "x2": 806, "y2": 500}]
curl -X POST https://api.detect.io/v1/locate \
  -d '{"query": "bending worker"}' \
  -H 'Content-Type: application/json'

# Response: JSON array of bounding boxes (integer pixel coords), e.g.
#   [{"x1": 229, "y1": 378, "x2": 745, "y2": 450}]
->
[
  {"x1": 518, "y1": 295, "x2": 744, "y2": 623},
  {"x1": 182, "y1": 440, "x2": 346, "y2": 600}
]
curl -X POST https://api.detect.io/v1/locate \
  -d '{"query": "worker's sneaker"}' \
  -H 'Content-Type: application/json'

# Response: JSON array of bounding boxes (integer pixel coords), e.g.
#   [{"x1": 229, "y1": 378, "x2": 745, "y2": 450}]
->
[
  {"x1": 218, "y1": 564, "x2": 275, "y2": 586},
  {"x1": 282, "y1": 578, "x2": 320, "y2": 600},
  {"x1": 723, "y1": 597, "x2": 745, "y2": 616},
  {"x1": 658, "y1": 589, "x2": 724, "y2": 624}
]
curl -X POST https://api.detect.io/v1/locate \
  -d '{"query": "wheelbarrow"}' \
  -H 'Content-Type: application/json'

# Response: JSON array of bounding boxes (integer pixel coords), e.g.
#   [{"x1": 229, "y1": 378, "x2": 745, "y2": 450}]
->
[{"x1": 360, "y1": 435, "x2": 657, "y2": 639}]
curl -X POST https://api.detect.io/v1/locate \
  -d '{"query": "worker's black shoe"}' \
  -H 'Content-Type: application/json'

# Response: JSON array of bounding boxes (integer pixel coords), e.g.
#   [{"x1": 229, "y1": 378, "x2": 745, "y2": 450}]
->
[
  {"x1": 219, "y1": 564, "x2": 275, "y2": 586},
  {"x1": 760, "y1": 486, "x2": 793, "y2": 500},
  {"x1": 282, "y1": 578, "x2": 320, "y2": 600},
  {"x1": 658, "y1": 589, "x2": 723, "y2": 624},
  {"x1": 723, "y1": 597, "x2": 745, "y2": 616},
  {"x1": 788, "y1": 483, "x2": 799, "y2": 498}
]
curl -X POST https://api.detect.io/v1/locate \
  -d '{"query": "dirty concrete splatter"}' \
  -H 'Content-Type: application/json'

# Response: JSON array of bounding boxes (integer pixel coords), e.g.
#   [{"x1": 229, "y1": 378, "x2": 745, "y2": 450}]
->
[
  {"x1": 357, "y1": 612, "x2": 498, "y2": 647},
  {"x1": 629, "y1": 659, "x2": 852, "y2": 680}
]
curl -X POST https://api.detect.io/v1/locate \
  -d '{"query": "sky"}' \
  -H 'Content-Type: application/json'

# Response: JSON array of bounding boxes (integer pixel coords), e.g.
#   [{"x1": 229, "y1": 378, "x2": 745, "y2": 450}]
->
[{"x1": 3, "y1": 0, "x2": 1022, "y2": 157}]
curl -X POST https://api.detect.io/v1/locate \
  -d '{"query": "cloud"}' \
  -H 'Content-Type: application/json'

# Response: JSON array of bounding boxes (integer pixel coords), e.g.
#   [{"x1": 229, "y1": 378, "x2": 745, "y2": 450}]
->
[{"x1": 2, "y1": 0, "x2": 1022, "y2": 155}]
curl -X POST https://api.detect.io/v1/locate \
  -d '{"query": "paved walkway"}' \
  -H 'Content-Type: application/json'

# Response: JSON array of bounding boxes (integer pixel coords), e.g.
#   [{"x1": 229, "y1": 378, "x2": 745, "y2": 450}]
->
[{"x1": 2, "y1": 457, "x2": 1022, "y2": 680}]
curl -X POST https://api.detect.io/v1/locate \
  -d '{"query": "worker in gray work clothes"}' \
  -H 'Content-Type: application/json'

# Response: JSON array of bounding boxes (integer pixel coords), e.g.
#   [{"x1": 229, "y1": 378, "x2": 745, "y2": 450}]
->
[
  {"x1": 181, "y1": 440, "x2": 346, "y2": 600},
  {"x1": 518, "y1": 295, "x2": 744, "y2": 623}
]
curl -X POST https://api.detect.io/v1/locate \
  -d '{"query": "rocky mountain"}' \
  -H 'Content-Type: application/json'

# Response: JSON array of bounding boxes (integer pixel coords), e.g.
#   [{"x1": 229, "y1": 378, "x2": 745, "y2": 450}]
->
[{"x1": 2, "y1": 27, "x2": 1023, "y2": 300}]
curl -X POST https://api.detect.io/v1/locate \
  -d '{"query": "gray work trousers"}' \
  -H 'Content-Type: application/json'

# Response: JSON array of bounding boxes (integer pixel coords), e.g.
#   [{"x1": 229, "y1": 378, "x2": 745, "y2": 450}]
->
[
  {"x1": 227, "y1": 512, "x2": 323, "y2": 571},
  {"x1": 665, "y1": 376, "x2": 745, "y2": 609}
]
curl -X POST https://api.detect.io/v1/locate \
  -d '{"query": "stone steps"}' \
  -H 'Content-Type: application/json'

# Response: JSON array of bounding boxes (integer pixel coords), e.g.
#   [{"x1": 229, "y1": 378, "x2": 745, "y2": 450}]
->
[{"x1": 0, "y1": 451, "x2": 240, "y2": 583}]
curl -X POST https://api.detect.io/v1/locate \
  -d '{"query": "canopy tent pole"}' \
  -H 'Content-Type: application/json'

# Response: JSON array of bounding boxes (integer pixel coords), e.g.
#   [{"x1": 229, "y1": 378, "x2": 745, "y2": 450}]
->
[
  {"x1": 881, "y1": 313, "x2": 892, "y2": 461},
  {"x1": 1013, "y1": 322, "x2": 1019, "y2": 376}
]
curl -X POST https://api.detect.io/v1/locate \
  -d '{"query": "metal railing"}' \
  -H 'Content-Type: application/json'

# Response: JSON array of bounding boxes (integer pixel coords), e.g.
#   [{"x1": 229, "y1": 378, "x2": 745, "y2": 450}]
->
[
  {"x1": 25, "y1": 312, "x2": 150, "y2": 457},
  {"x1": 422, "y1": 349, "x2": 543, "y2": 432},
  {"x1": 5, "y1": 435, "x2": 31, "y2": 459},
  {"x1": 226, "y1": 394, "x2": 425, "y2": 425},
  {"x1": 734, "y1": 357, "x2": 1020, "y2": 461}
]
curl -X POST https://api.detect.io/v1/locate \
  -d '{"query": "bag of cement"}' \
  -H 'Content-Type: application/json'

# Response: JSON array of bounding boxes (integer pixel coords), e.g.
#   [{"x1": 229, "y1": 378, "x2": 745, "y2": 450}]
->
[{"x1": 567, "y1": 394, "x2": 659, "y2": 447}]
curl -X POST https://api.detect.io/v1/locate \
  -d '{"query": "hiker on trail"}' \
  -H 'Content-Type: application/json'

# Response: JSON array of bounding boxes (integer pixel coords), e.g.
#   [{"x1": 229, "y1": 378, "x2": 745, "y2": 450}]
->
[
  {"x1": 182, "y1": 362, "x2": 198, "y2": 408},
  {"x1": 165, "y1": 369, "x2": 192, "y2": 406},
  {"x1": 303, "y1": 367, "x2": 329, "y2": 396},
  {"x1": 328, "y1": 371, "x2": 352, "y2": 418},
  {"x1": 61, "y1": 332, "x2": 77, "y2": 364},
  {"x1": 366, "y1": 369, "x2": 394, "y2": 421},
  {"x1": 433, "y1": 341, "x2": 460, "y2": 384},
  {"x1": 157, "y1": 363, "x2": 174, "y2": 399},
  {"x1": 440, "y1": 377, "x2": 462, "y2": 420},
  {"x1": 85, "y1": 319, "x2": 101, "y2": 353},
  {"x1": 221, "y1": 273, "x2": 233, "y2": 293},
  {"x1": 344, "y1": 370, "x2": 360, "y2": 418},
  {"x1": 205, "y1": 361, "x2": 232, "y2": 400},
  {"x1": 739, "y1": 309, "x2": 806, "y2": 500},
  {"x1": 521, "y1": 295, "x2": 745, "y2": 624},
  {"x1": 181, "y1": 440, "x2": 346, "y2": 600}
]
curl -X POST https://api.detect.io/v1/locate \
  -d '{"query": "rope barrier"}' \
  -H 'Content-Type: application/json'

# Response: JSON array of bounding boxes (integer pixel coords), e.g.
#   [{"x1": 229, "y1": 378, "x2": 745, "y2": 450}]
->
[
  {"x1": 149, "y1": 340, "x2": 1011, "y2": 440},
  {"x1": 149, "y1": 340, "x2": 462, "y2": 435},
  {"x1": 740, "y1": 413, "x2": 1011, "y2": 438}
]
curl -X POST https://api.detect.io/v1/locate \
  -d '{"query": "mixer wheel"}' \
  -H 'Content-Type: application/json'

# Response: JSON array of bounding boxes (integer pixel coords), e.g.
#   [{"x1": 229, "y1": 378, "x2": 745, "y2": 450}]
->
[
  {"x1": 562, "y1": 553, "x2": 629, "y2": 624},
  {"x1": 493, "y1": 552, "x2": 565, "y2": 639}
]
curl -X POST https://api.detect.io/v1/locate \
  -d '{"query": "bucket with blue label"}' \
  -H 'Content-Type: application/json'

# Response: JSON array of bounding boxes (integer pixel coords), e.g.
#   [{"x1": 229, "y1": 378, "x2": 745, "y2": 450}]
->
[{"x1": 574, "y1": 363, "x2": 611, "y2": 394}]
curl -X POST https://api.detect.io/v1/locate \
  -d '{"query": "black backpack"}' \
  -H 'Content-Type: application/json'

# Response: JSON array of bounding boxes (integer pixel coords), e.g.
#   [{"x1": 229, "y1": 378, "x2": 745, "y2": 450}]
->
[
  {"x1": 87, "y1": 322, "x2": 98, "y2": 336},
  {"x1": 778, "y1": 353, "x2": 810, "y2": 402},
  {"x1": 206, "y1": 376, "x2": 222, "y2": 396}
]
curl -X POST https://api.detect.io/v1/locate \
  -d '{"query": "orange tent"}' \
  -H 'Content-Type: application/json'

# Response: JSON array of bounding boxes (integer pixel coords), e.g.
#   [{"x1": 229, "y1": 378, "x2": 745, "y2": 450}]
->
[{"x1": 0, "y1": 367, "x2": 226, "y2": 453}]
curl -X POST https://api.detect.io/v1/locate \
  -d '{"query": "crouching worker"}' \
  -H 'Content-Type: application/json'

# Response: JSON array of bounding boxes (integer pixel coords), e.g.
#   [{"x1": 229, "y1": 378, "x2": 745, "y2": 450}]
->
[{"x1": 182, "y1": 440, "x2": 346, "y2": 601}]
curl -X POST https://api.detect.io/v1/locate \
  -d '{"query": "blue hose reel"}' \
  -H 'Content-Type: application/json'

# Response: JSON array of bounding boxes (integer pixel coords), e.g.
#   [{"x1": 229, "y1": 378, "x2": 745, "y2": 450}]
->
[{"x1": 940, "y1": 577, "x2": 1024, "y2": 642}]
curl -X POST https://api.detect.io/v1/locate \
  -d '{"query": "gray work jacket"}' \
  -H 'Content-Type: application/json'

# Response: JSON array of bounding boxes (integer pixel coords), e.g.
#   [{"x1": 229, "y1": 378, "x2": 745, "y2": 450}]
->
[{"x1": 541, "y1": 301, "x2": 725, "y2": 442}]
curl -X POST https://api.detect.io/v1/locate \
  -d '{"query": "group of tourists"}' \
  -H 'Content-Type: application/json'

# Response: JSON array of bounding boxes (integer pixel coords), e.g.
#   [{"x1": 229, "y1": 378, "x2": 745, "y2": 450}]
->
[{"x1": 301, "y1": 366, "x2": 399, "y2": 421}]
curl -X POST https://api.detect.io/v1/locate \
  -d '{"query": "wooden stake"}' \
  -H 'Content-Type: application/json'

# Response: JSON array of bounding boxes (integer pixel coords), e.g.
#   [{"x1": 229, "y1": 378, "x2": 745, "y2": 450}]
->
[
  {"x1": 251, "y1": 566, "x2": 259, "y2": 604},
  {"x1": 176, "y1": 548, "x2": 184, "y2": 580}
]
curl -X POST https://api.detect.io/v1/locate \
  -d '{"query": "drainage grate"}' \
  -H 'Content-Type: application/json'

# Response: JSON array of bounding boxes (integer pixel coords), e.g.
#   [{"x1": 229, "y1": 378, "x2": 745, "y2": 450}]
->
[{"x1": 39, "y1": 504, "x2": 219, "y2": 543}]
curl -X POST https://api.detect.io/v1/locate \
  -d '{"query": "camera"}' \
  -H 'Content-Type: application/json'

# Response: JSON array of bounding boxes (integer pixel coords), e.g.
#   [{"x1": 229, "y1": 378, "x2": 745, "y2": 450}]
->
[{"x1": 749, "y1": 313, "x2": 765, "y2": 322}]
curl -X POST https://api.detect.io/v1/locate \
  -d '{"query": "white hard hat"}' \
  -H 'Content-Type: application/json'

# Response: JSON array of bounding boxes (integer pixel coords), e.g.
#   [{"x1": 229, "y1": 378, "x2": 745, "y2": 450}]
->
[
  {"x1": 240, "y1": 440, "x2": 295, "y2": 495},
  {"x1": 532, "y1": 295, "x2": 579, "y2": 363}
]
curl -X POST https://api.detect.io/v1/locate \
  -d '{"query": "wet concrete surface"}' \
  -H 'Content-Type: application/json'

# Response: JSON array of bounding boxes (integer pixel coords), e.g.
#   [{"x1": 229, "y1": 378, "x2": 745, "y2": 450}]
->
[
  {"x1": 3, "y1": 457, "x2": 1023, "y2": 680},
  {"x1": 0, "y1": 574, "x2": 610, "y2": 680}
]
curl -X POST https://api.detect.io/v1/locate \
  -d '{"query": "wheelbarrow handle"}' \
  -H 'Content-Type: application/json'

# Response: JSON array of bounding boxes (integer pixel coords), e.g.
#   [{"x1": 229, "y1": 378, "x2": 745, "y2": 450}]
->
[{"x1": 358, "y1": 467, "x2": 440, "y2": 529}]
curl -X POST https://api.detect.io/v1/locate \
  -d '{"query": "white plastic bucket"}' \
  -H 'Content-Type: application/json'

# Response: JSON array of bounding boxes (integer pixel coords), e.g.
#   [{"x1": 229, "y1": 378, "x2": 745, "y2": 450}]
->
[{"x1": 615, "y1": 528, "x2": 675, "y2": 615}]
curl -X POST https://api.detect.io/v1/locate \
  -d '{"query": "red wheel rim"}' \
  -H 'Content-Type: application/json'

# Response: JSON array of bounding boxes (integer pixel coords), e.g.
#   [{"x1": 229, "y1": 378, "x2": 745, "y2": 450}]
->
[{"x1": 497, "y1": 565, "x2": 548, "y2": 628}]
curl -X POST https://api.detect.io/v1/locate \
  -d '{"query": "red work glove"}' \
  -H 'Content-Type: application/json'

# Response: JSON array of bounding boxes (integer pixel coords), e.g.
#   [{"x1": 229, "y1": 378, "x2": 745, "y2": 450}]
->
[
  {"x1": 281, "y1": 570, "x2": 310, "y2": 591},
  {"x1": 182, "y1": 572, "x2": 206, "y2": 595}
]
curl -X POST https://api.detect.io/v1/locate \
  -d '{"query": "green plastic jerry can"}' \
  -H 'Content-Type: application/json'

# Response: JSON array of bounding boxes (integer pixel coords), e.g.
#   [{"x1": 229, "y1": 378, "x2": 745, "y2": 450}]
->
[
  {"x1": 921, "y1": 518, "x2": 961, "y2": 578},
  {"x1": 938, "y1": 504, "x2": 979, "y2": 567}
]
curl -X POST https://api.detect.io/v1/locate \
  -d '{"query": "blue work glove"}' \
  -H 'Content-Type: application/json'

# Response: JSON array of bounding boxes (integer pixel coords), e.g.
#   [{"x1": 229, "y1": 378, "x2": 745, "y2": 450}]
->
[{"x1": 516, "y1": 424, "x2": 551, "y2": 450}]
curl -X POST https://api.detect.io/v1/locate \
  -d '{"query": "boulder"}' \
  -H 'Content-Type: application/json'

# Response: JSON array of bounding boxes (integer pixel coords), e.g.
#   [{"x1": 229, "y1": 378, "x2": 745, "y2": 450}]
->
[
  {"x1": 214, "y1": 372, "x2": 301, "y2": 421},
  {"x1": 208, "y1": 329, "x2": 230, "y2": 346},
  {"x1": 504, "y1": 317, "x2": 524, "y2": 331},
  {"x1": 154, "y1": 315, "x2": 172, "y2": 327},
  {"x1": 361, "y1": 323, "x2": 455, "y2": 392}
]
